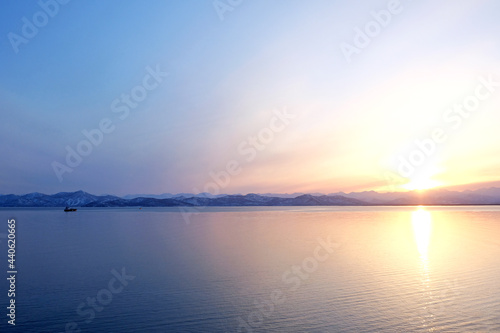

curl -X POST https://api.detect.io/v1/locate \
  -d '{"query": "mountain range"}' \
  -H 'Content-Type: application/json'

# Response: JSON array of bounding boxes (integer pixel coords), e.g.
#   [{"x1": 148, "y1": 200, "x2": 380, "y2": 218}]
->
[{"x1": 1, "y1": 188, "x2": 500, "y2": 207}]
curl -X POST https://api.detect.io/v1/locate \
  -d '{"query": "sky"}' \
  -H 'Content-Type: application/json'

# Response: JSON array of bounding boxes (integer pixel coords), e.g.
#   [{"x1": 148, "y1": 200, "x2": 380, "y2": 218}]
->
[{"x1": 1, "y1": 0, "x2": 499, "y2": 196}]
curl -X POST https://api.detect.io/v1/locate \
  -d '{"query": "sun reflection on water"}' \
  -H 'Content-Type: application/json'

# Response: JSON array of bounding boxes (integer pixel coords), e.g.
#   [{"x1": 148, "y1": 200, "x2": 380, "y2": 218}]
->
[
  {"x1": 412, "y1": 208, "x2": 432, "y2": 261},
  {"x1": 411, "y1": 207, "x2": 434, "y2": 328}
]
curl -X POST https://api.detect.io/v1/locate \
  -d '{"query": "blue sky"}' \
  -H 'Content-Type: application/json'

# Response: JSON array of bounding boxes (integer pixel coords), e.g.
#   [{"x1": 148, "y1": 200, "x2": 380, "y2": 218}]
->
[{"x1": 1, "y1": 0, "x2": 499, "y2": 195}]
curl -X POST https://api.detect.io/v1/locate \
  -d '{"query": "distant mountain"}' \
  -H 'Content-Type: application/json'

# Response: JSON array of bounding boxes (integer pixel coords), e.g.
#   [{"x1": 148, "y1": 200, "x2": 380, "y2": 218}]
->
[
  {"x1": 0, "y1": 191, "x2": 367, "y2": 207},
  {"x1": 86, "y1": 197, "x2": 191, "y2": 207},
  {"x1": 1, "y1": 188, "x2": 500, "y2": 207},
  {"x1": 122, "y1": 193, "x2": 175, "y2": 200},
  {"x1": 331, "y1": 188, "x2": 500, "y2": 205},
  {"x1": 0, "y1": 190, "x2": 120, "y2": 207},
  {"x1": 122, "y1": 192, "x2": 228, "y2": 199},
  {"x1": 465, "y1": 187, "x2": 500, "y2": 198},
  {"x1": 257, "y1": 192, "x2": 327, "y2": 198}
]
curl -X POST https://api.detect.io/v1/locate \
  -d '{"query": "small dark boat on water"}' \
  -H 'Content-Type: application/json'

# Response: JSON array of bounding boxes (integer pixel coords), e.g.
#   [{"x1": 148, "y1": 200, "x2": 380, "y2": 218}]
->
[{"x1": 64, "y1": 207, "x2": 77, "y2": 212}]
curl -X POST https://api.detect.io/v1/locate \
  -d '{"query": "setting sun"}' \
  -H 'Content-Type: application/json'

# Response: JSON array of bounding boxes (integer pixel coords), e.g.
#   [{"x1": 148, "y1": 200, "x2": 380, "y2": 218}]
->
[{"x1": 402, "y1": 178, "x2": 442, "y2": 191}]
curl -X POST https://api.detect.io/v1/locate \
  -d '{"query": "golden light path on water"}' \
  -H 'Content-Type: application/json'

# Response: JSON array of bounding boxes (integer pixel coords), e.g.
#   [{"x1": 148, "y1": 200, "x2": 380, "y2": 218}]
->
[
  {"x1": 411, "y1": 207, "x2": 434, "y2": 329},
  {"x1": 412, "y1": 207, "x2": 433, "y2": 262}
]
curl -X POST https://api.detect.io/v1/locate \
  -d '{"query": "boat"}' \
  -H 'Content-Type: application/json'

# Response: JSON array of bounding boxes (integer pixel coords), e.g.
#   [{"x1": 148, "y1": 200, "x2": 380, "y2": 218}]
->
[{"x1": 64, "y1": 207, "x2": 77, "y2": 212}]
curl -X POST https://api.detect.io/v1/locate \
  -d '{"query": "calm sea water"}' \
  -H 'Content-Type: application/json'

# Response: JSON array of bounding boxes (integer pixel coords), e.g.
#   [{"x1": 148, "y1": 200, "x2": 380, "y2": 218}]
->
[{"x1": 0, "y1": 206, "x2": 499, "y2": 332}]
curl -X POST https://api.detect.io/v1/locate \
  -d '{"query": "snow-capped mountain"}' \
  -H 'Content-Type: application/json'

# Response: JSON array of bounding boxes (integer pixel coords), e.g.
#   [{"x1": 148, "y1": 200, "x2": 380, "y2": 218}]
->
[{"x1": 1, "y1": 188, "x2": 500, "y2": 207}]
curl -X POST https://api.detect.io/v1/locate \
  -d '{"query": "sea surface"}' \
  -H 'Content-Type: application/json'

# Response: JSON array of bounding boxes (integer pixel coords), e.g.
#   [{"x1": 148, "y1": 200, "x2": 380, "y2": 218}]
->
[{"x1": 0, "y1": 206, "x2": 499, "y2": 332}]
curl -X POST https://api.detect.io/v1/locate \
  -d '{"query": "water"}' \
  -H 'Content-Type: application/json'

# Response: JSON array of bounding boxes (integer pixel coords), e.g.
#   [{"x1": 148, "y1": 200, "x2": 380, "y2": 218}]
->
[{"x1": 0, "y1": 206, "x2": 499, "y2": 332}]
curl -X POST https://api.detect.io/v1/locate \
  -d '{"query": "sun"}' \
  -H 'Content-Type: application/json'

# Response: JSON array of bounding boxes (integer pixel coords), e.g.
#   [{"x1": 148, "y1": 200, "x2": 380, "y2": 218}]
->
[
  {"x1": 399, "y1": 166, "x2": 443, "y2": 191},
  {"x1": 402, "y1": 177, "x2": 441, "y2": 191}
]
